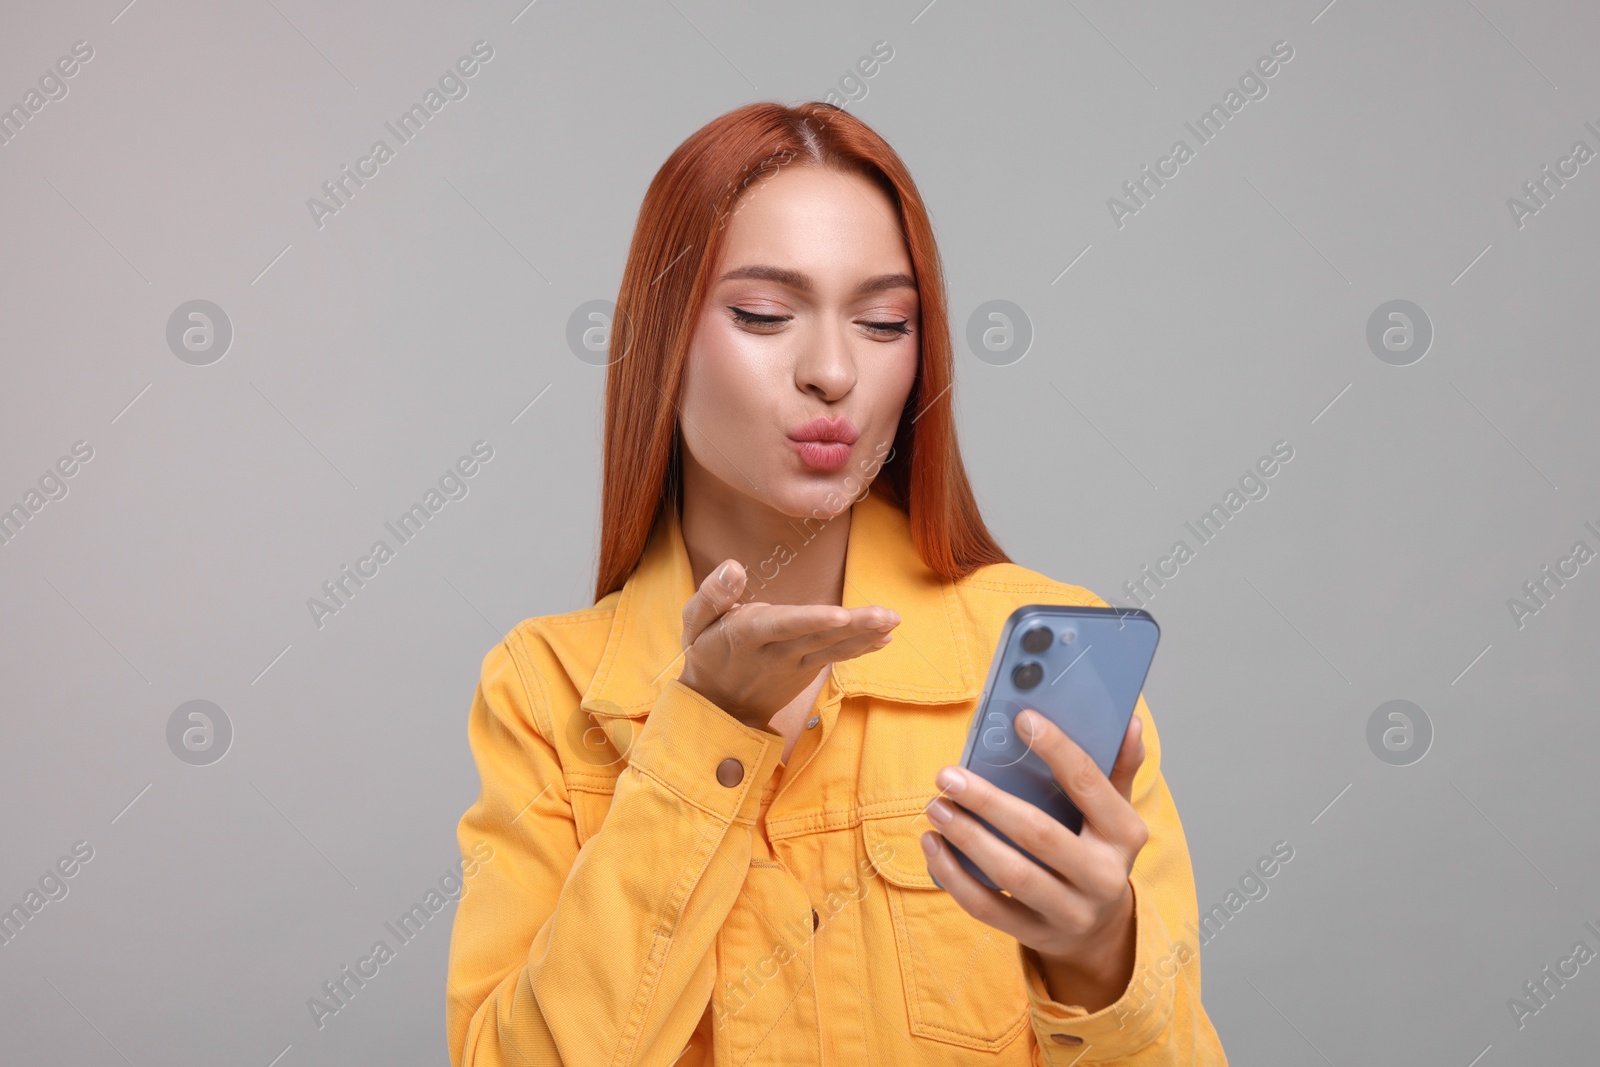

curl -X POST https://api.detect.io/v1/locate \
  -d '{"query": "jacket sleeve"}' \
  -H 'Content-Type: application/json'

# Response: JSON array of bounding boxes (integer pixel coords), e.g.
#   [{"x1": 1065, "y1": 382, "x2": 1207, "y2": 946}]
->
[
  {"x1": 445, "y1": 632, "x2": 786, "y2": 1067},
  {"x1": 1018, "y1": 690, "x2": 1229, "y2": 1065}
]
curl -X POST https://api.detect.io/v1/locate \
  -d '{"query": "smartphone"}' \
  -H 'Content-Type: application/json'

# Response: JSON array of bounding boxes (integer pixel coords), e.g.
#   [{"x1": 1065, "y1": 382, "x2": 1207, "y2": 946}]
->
[{"x1": 932, "y1": 604, "x2": 1160, "y2": 893}]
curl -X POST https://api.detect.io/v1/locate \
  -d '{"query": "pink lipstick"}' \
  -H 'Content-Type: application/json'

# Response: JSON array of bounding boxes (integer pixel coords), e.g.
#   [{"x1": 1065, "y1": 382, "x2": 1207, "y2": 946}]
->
[{"x1": 787, "y1": 415, "x2": 859, "y2": 472}]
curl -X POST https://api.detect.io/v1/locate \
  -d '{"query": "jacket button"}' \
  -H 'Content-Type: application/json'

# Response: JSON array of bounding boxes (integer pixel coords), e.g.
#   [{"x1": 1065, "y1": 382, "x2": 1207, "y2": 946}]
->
[
  {"x1": 805, "y1": 715, "x2": 820, "y2": 729},
  {"x1": 1049, "y1": 1033, "x2": 1083, "y2": 1045},
  {"x1": 811, "y1": 908, "x2": 820, "y2": 930},
  {"x1": 716, "y1": 757, "x2": 745, "y2": 787}
]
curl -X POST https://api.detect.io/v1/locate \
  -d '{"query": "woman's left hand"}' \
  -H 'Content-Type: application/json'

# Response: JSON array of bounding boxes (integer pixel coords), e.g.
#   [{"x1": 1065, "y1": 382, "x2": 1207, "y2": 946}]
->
[{"x1": 920, "y1": 708, "x2": 1148, "y2": 1013}]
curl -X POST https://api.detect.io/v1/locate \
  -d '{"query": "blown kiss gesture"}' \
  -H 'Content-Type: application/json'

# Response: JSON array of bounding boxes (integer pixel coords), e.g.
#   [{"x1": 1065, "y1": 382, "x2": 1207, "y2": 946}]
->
[{"x1": 921, "y1": 707, "x2": 1148, "y2": 1014}]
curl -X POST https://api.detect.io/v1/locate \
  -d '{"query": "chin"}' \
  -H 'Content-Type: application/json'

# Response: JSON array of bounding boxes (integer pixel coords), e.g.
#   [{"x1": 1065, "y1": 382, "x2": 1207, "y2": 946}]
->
[{"x1": 764, "y1": 475, "x2": 871, "y2": 523}]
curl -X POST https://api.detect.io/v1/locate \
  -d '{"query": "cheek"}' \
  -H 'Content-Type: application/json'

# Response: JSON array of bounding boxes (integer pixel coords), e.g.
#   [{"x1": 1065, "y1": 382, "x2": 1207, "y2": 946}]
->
[
  {"x1": 679, "y1": 322, "x2": 782, "y2": 448},
  {"x1": 866, "y1": 340, "x2": 919, "y2": 430},
  {"x1": 687, "y1": 326, "x2": 753, "y2": 400}
]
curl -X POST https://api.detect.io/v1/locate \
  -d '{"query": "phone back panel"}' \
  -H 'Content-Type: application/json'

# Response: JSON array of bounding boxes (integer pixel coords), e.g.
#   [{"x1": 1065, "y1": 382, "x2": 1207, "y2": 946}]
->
[{"x1": 939, "y1": 604, "x2": 1159, "y2": 893}]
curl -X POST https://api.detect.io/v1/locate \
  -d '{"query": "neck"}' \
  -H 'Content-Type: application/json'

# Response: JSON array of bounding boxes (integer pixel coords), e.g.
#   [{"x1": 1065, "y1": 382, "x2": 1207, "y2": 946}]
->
[{"x1": 679, "y1": 460, "x2": 853, "y2": 608}]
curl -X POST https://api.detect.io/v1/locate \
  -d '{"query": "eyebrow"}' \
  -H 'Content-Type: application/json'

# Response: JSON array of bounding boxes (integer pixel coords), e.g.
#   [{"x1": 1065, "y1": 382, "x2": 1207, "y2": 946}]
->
[{"x1": 717, "y1": 264, "x2": 917, "y2": 297}]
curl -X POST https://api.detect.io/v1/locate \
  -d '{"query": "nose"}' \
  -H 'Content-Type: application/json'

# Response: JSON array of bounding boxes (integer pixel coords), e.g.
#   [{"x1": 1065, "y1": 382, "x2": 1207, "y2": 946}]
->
[{"x1": 794, "y1": 320, "x2": 856, "y2": 402}]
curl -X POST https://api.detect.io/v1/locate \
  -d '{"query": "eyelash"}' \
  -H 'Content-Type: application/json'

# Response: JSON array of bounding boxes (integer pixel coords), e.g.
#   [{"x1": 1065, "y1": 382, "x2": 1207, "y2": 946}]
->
[{"x1": 729, "y1": 307, "x2": 911, "y2": 337}]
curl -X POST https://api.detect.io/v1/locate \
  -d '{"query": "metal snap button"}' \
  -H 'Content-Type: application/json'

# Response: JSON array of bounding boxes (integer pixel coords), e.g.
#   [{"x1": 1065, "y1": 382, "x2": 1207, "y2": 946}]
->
[
  {"x1": 716, "y1": 757, "x2": 745, "y2": 787},
  {"x1": 1049, "y1": 1033, "x2": 1083, "y2": 1045},
  {"x1": 805, "y1": 715, "x2": 820, "y2": 729}
]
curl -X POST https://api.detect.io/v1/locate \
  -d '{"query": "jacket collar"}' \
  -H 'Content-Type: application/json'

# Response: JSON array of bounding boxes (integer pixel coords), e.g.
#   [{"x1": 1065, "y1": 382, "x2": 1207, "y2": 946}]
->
[{"x1": 581, "y1": 485, "x2": 980, "y2": 718}]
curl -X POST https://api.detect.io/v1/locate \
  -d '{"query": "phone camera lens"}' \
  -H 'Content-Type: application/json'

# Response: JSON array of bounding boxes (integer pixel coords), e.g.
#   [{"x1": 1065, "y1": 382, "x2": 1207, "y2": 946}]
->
[
  {"x1": 1020, "y1": 626, "x2": 1052, "y2": 654},
  {"x1": 1012, "y1": 662, "x2": 1043, "y2": 690}
]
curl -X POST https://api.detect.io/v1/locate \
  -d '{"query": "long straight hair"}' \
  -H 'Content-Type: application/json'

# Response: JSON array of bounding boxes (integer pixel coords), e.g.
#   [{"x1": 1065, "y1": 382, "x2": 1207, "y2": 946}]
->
[{"x1": 594, "y1": 101, "x2": 1010, "y2": 603}]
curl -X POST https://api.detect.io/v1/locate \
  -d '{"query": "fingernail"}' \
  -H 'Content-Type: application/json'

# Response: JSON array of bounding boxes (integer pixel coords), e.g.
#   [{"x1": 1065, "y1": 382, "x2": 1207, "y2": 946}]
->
[
  {"x1": 926, "y1": 798, "x2": 954, "y2": 825},
  {"x1": 920, "y1": 831, "x2": 939, "y2": 857},
  {"x1": 1017, "y1": 709, "x2": 1037, "y2": 738},
  {"x1": 715, "y1": 563, "x2": 735, "y2": 587},
  {"x1": 935, "y1": 767, "x2": 964, "y2": 794}
]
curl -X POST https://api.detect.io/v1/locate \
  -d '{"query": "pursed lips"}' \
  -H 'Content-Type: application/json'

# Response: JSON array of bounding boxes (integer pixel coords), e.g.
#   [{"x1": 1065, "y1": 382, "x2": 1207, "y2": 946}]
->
[{"x1": 787, "y1": 415, "x2": 860, "y2": 472}]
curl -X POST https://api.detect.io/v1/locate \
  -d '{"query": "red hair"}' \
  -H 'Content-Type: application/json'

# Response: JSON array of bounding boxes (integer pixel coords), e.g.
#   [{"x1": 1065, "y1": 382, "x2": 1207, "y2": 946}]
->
[{"x1": 594, "y1": 100, "x2": 1010, "y2": 603}]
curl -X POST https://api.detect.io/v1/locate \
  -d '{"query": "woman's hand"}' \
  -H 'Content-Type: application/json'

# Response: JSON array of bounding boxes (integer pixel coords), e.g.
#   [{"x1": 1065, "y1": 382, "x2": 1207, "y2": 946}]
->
[
  {"x1": 676, "y1": 559, "x2": 899, "y2": 729},
  {"x1": 920, "y1": 708, "x2": 1149, "y2": 1013}
]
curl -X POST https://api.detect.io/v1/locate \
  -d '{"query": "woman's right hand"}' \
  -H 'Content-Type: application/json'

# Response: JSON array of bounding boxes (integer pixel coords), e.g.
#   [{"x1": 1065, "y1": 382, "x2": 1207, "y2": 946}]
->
[{"x1": 677, "y1": 559, "x2": 900, "y2": 729}]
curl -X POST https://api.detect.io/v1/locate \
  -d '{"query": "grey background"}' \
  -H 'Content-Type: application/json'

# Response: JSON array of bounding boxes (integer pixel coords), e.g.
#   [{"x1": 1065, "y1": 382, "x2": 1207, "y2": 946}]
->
[{"x1": 2, "y1": 0, "x2": 1596, "y2": 1063}]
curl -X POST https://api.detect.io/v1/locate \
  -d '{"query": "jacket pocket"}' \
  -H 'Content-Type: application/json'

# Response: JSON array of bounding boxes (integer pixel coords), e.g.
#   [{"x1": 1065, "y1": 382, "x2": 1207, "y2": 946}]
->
[{"x1": 861, "y1": 812, "x2": 1029, "y2": 1052}]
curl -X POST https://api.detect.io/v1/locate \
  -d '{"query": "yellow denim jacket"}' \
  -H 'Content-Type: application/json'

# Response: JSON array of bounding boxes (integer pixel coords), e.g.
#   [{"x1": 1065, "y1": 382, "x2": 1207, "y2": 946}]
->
[{"x1": 447, "y1": 486, "x2": 1227, "y2": 1066}]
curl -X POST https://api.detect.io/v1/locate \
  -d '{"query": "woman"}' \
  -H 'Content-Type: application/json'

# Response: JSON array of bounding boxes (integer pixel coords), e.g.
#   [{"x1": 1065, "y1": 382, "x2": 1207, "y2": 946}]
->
[{"x1": 446, "y1": 101, "x2": 1226, "y2": 1065}]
